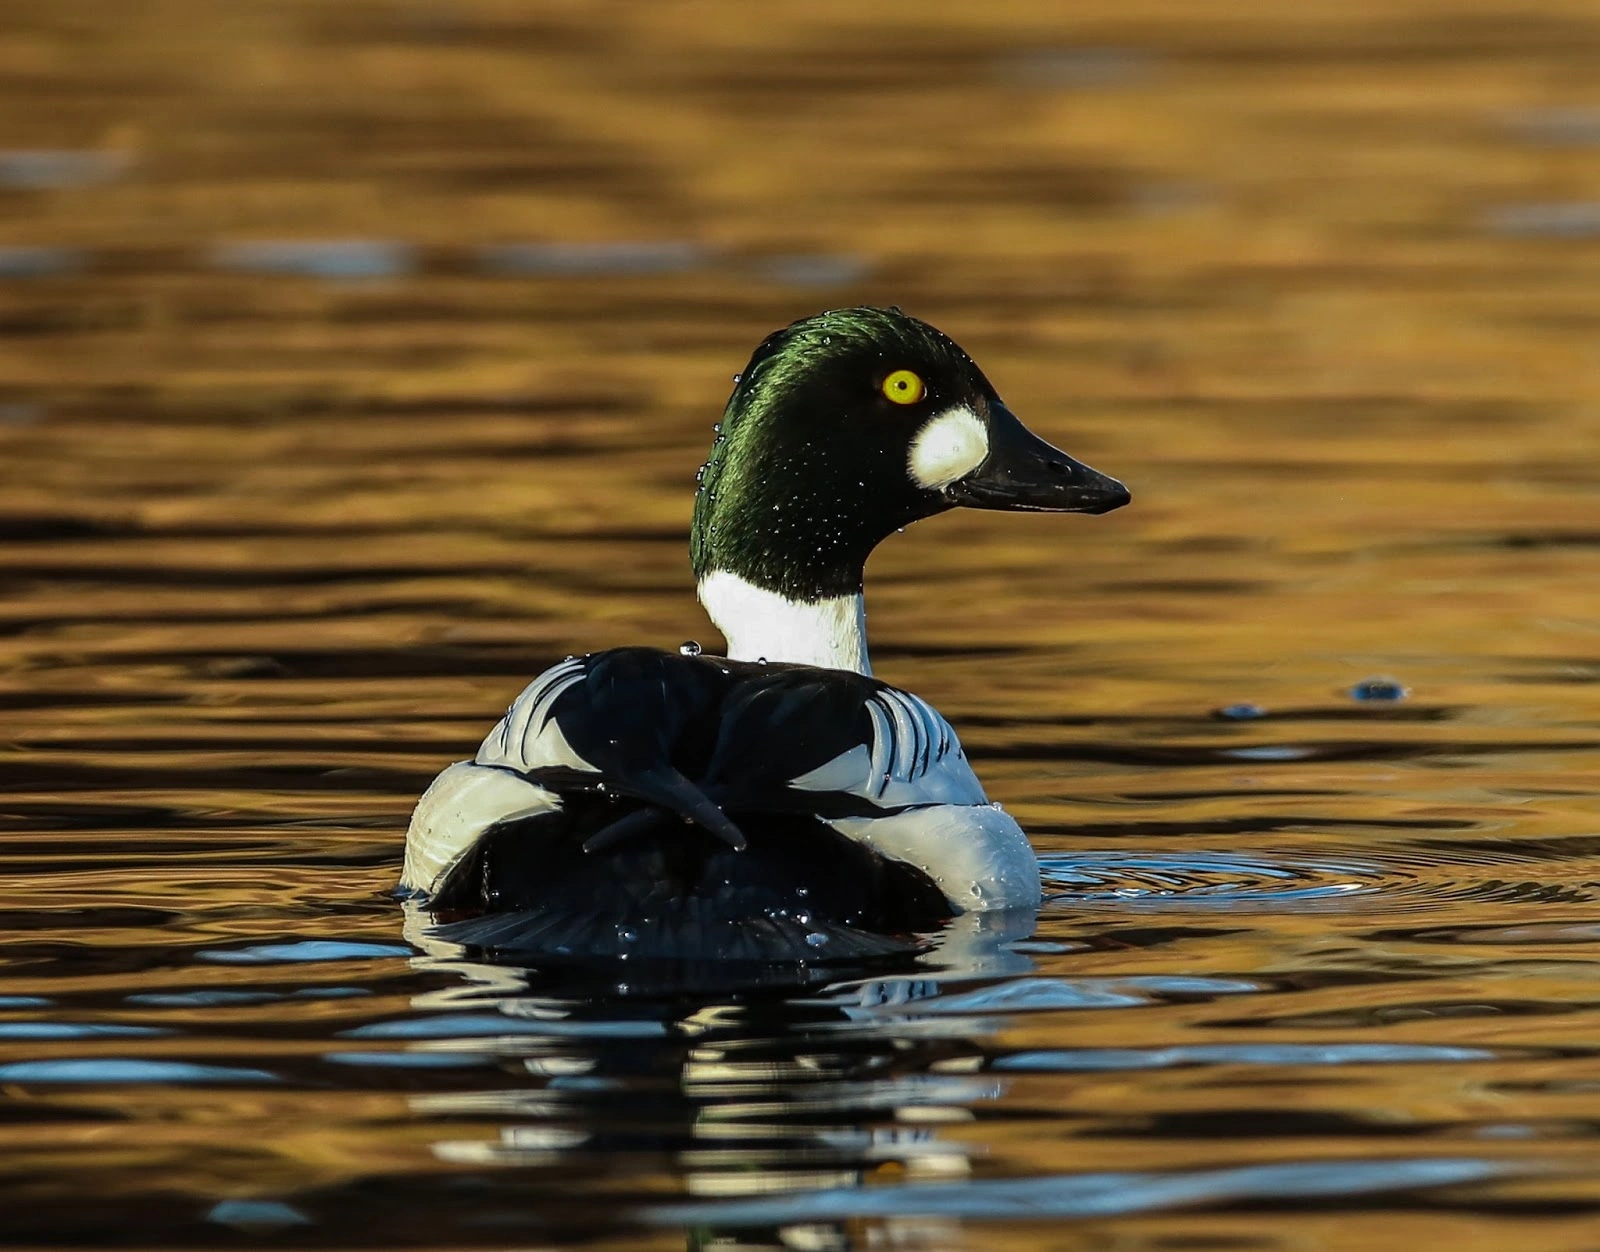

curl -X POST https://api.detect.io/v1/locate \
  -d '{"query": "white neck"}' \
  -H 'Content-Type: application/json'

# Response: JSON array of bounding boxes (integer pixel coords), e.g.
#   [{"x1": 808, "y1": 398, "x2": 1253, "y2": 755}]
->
[{"x1": 697, "y1": 571, "x2": 871, "y2": 675}]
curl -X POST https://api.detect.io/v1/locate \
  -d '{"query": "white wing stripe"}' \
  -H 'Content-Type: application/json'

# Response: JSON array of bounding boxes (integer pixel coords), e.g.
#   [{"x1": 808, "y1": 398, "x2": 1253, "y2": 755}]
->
[
  {"x1": 878, "y1": 690, "x2": 918, "y2": 783},
  {"x1": 788, "y1": 687, "x2": 986, "y2": 808},
  {"x1": 518, "y1": 666, "x2": 585, "y2": 766},
  {"x1": 476, "y1": 658, "x2": 594, "y2": 774},
  {"x1": 865, "y1": 698, "x2": 894, "y2": 799}
]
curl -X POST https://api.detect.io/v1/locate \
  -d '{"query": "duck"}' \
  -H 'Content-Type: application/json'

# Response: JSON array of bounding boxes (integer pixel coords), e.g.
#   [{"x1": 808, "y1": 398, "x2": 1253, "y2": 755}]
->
[{"x1": 402, "y1": 306, "x2": 1129, "y2": 964}]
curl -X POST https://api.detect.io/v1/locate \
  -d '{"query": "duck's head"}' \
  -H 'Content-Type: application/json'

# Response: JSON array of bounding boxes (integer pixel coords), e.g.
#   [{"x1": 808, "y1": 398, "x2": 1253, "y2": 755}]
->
[
  {"x1": 688, "y1": 307, "x2": 1126, "y2": 672},
  {"x1": 691, "y1": 307, "x2": 1129, "y2": 671}
]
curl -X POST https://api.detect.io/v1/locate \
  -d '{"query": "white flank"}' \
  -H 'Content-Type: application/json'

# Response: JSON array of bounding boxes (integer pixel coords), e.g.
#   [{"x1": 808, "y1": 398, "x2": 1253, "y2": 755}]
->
[
  {"x1": 401, "y1": 760, "x2": 561, "y2": 894},
  {"x1": 698, "y1": 570, "x2": 870, "y2": 675},
  {"x1": 908, "y1": 405, "x2": 989, "y2": 490},
  {"x1": 827, "y1": 803, "x2": 1042, "y2": 912}
]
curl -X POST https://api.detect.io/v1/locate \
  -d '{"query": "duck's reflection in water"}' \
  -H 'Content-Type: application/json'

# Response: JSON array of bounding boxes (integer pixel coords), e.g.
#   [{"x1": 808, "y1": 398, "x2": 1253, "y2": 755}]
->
[{"x1": 400, "y1": 899, "x2": 1037, "y2": 1246}]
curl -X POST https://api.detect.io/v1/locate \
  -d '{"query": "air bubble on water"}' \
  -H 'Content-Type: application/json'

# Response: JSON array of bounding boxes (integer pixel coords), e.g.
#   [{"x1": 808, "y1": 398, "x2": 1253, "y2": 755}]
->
[
  {"x1": 1349, "y1": 677, "x2": 1408, "y2": 702},
  {"x1": 679, "y1": 640, "x2": 702, "y2": 656},
  {"x1": 1216, "y1": 702, "x2": 1267, "y2": 720},
  {"x1": 805, "y1": 932, "x2": 829, "y2": 947}
]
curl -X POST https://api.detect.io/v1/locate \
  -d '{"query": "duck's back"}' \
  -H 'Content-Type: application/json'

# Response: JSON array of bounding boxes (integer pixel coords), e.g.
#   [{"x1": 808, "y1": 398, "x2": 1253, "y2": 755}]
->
[{"x1": 403, "y1": 648, "x2": 1039, "y2": 962}]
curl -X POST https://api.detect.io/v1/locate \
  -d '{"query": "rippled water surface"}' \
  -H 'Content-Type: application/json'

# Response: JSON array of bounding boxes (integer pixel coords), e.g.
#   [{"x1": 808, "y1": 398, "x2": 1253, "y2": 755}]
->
[{"x1": 2, "y1": 1, "x2": 1599, "y2": 1247}]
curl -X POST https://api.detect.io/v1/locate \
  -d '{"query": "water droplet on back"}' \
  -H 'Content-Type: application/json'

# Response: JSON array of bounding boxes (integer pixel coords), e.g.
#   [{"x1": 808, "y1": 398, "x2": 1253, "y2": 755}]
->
[
  {"x1": 679, "y1": 640, "x2": 702, "y2": 657},
  {"x1": 805, "y1": 932, "x2": 828, "y2": 948}
]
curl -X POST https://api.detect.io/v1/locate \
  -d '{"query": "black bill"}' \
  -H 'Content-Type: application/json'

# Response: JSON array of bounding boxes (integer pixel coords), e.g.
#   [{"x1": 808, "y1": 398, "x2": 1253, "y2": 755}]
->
[{"x1": 943, "y1": 400, "x2": 1130, "y2": 515}]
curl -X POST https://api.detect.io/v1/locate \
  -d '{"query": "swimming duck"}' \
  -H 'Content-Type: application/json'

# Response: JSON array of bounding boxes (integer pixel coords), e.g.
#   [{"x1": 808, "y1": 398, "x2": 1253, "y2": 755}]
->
[{"x1": 403, "y1": 307, "x2": 1128, "y2": 962}]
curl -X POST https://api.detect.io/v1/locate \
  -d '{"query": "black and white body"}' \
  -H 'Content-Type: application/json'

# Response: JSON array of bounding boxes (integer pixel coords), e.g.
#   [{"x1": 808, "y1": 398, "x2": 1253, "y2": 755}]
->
[{"x1": 403, "y1": 307, "x2": 1128, "y2": 962}]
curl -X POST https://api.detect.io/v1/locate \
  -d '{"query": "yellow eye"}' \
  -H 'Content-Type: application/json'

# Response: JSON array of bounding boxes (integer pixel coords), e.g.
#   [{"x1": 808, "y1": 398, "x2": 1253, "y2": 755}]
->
[{"x1": 881, "y1": 369, "x2": 925, "y2": 405}]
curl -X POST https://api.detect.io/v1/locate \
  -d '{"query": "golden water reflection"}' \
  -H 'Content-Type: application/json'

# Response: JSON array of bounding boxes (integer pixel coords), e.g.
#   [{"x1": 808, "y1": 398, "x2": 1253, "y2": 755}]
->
[{"x1": 1, "y1": 0, "x2": 1598, "y2": 1247}]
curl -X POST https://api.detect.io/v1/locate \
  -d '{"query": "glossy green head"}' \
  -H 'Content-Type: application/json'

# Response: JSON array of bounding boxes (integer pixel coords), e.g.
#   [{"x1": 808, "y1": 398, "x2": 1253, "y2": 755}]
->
[{"x1": 690, "y1": 307, "x2": 1128, "y2": 603}]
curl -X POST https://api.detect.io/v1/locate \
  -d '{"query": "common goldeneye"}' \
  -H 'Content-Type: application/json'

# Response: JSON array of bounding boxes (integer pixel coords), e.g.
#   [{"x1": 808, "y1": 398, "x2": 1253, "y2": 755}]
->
[{"x1": 403, "y1": 307, "x2": 1128, "y2": 962}]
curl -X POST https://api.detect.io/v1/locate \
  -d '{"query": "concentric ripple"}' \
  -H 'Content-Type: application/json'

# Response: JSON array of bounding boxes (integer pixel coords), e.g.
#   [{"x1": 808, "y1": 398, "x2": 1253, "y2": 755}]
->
[{"x1": 1040, "y1": 851, "x2": 1395, "y2": 908}]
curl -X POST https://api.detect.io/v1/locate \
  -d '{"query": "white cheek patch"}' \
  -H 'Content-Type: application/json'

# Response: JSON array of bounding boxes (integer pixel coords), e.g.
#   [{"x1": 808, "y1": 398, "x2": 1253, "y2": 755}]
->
[{"x1": 908, "y1": 405, "x2": 990, "y2": 490}]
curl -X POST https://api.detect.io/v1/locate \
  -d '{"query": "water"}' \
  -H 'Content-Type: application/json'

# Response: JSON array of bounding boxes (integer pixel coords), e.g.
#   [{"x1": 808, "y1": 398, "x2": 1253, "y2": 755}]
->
[{"x1": 1, "y1": 1, "x2": 1599, "y2": 1247}]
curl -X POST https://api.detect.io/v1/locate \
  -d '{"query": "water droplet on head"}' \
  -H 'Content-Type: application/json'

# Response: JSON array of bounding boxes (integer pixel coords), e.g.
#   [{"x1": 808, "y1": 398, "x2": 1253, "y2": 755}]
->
[
  {"x1": 712, "y1": 421, "x2": 722, "y2": 433},
  {"x1": 1216, "y1": 702, "x2": 1267, "y2": 720},
  {"x1": 822, "y1": 335, "x2": 831, "y2": 345},
  {"x1": 732, "y1": 373, "x2": 741, "y2": 384},
  {"x1": 757, "y1": 656, "x2": 768, "y2": 665},
  {"x1": 805, "y1": 932, "x2": 829, "y2": 948},
  {"x1": 679, "y1": 640, "x2": 702, "y2": 657}
]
